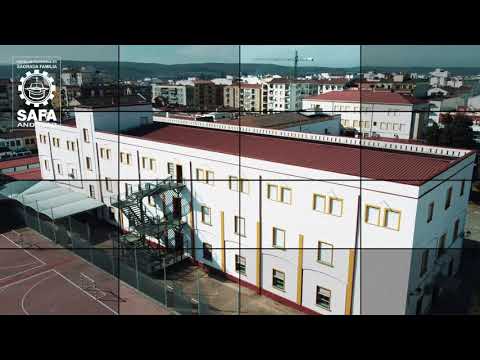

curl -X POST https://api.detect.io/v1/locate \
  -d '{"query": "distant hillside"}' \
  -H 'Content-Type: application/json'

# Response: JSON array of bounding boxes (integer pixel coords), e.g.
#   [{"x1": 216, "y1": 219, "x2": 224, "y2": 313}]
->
[{"x1": 1, "y1": 61, "x2": 479, "y2": 80}]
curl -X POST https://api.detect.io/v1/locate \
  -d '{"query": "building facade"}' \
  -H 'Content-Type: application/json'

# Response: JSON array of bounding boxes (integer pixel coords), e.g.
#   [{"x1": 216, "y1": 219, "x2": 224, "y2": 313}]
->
[
  {"x1": 32, "y1": 106, "x2": 475, "y2": 315},
  {"x1": 303, "y1": 90, "x2": 431, "y2": 140}
]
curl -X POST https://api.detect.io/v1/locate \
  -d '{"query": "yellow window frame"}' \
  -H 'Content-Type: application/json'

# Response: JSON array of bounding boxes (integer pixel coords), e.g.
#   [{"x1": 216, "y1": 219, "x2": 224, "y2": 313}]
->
[
  {"x1": 365, "y1": 204, "x2": 381, "y2": 226},
  {"x1": 383, "y1": 208, "x2": 401, "y2": 231}
]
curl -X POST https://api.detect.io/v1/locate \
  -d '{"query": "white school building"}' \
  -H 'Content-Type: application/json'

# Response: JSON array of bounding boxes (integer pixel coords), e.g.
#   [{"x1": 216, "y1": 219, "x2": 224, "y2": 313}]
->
[{"x1": 33, "y1": 103, "x2": 475, "y2": 315}]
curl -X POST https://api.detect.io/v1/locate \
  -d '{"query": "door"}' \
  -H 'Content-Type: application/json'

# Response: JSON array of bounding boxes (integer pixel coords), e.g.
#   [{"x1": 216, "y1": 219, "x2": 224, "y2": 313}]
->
[
  {"x1": 176, "y1": 165, "x2": 183, "y2": 184},
  {"x1": 173, "y1": 197, "x2": 182, "y2": 220}
]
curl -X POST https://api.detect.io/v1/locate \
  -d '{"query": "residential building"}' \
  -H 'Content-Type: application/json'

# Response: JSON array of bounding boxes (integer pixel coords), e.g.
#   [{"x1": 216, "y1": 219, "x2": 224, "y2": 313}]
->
[
  {"x1": 224, "y1": 83, "x2": 263, "y2": 111},
  {"x1": 33, "y1": 106, "x2": 475, "y2": 315},
  {"x1": 267, "y1": 78, "x2": 347, "y2": 111},
  {"x1": 152, "y1": 84, "x2": 194, "y2": 106},
  {"x1": 302, "y1": 90, "x2": 430, "y2": 140}
]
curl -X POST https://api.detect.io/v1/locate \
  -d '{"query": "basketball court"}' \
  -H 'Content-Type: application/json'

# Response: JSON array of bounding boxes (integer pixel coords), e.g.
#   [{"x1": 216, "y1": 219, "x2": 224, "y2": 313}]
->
[{"x1": 0, "y1": 228, "x2": 171, "y2": 315}]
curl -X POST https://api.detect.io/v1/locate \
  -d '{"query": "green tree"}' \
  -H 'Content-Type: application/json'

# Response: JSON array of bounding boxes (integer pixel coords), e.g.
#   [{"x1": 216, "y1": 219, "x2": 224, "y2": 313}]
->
[{"x1": 425, "y1": 113, "x2": 476, "y2": 149}]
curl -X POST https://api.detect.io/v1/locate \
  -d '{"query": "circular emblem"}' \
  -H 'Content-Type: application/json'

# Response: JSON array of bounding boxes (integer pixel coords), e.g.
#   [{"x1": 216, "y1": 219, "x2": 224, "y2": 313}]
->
[{"x1": 18, "y1": 69, "x2": 56, "y2": 108}]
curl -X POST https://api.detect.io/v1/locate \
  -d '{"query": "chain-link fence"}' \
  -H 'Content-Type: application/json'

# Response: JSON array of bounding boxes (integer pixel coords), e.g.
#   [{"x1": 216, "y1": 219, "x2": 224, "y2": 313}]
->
[{"x1": 14, "y1": 202, "x2": 214, "y2": 315}]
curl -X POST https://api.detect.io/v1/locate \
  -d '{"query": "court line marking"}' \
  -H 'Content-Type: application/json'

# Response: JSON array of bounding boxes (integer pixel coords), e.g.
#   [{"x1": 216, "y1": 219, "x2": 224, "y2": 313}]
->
[
  {"x1": 0, "y1": 269, "x2": 56, "y2": 292},
  {"x1": 0, "y1": 233, "x2": 47, "y2": 282},
  {"x1": 21, "y1": 272, "x2": 59, "y2": 315},
  {"x1": 0, "y1": 233, "x2": 47, "y2": 265},
  {"x1": 52, "y1": 270, "x2": 118, "y2": 315},
  {"x1": 0, "y1": 262, "x2": 40, "y2": 270}
]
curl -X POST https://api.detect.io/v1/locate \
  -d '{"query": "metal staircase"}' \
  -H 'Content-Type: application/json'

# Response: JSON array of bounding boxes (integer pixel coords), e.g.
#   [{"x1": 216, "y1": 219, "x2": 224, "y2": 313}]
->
[{"x1": 110, "y1": 177, "x2": 191, "y2": 271}]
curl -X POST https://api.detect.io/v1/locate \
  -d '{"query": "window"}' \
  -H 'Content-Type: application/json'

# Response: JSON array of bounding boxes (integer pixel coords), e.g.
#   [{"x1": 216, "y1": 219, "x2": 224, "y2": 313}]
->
[
  {"x1": 52, "y1": 137, "x2": 60, "y2": 147},
  {"x1": 86, "y1": 157, "x2": 92, "y2": 171},
  {"x1": 313, "y1": 194, "x2": 327, "y2": 213},
  {"x1": 272, "y1": 227, "x2": 286, "y2": 249},
  {"x1": 427, "y1": 202, "x2": 434, "y2": 223},
  {"x1": 201, "y1": 206, "x2": 211, "y2": 225},
  {"x1": 453, "y1": 219, "x2": 460, "y2": 241},
  {"x1": 316, "y1": 286, "x2": 331, "y2": 310},
  {"x1": 229, "y1": 176, "x2": 248, "y2": 193},
  {"x1": 142, "y1": 157, "x2": 147, "y2": 169},
  {"x1": 460, "y1": 180, "x2": 465, "y2": 196},
  {"x1": 280, "y1": 187, "x2": 292, "y2": 204},
  {"x1": 420, "y1": 249, "x2": 429, "y2": 277},
  {"x1": 43, "y1": 160, "x2": 49, "y2": 171},
  {"x1": 317, "y1": 242, "x2": 333, "y2": 266},
  {"x1": 149, "y1": 158, "x2": 156, "y2": 171},
  {"x1": 89, "y1": 185, "x2": 96, "y2": 199},
  {"x1": 272, "y1": 269, "x2": 285, "y2": 291},
  {"x1": 66, "y1": 140, "x2": 76, "y2": 151},
  {"x1": 235, "y1": 255, "x2": 246, "y2": 275},
  {"x1": 438, "y1": 233, "x2": 447, "y2": 258},
  {"x1": 56, "y1": 163, "x2": 62, "y2": 175},
  {"x1": 384, "y1": 209, "x2": 401, "y2": 230},
  {"x1": 196, "y1": 169, "x2": 205, "y2": 182},
  {"x1": 445, "y1": 187, "x2": 453, "y2": 209},
  {"x1": 267, "y1": 184, "x2": 278, "y2": 201},
  {"x1": 120, "y1": 152, "x2": 131, "y2": 165},
  {"x1": 167, "y1": 162, "x2": 175, "y2": 177},
  {"x1": 206, "y1": 170, "x2": 214, "y2": 185},
  {"x1": 83, "y1": 129, "x2": 90, "y2": 143},
  {"x1": 105, "y1": 177, "x2": 112, "y2": 192},
  {"x1": 234, "y1": 216, "x2": 246, "y2": 236},
  {"x1": 329, "y1": 197, "x2": 343, "y2": 217},
  {"x1": 203, "y1": 243, "x2": 212, "y2": 261},
  {"x1": 365, "y1": 205, "x2": 381, "y2": 225},
  {"x1": 100, "y1": 148, "x2": 111, "y2": 160}
]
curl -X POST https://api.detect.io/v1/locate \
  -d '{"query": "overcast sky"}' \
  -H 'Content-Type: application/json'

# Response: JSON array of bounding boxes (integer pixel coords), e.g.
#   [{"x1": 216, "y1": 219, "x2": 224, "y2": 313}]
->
[{"x1": 1, "y1": 45, "x2": 480, "y2": 67}]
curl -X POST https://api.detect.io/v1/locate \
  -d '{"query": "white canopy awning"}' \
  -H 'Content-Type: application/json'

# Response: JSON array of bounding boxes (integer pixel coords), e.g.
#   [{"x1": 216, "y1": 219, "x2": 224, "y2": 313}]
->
[{"x1": 0, "y1": 181, "x2": 104, "y2": 220}]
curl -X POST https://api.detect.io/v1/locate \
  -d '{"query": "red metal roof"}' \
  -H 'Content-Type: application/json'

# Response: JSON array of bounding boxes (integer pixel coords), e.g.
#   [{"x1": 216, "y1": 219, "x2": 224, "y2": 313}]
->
[
  {"x1": 3, "y1": 168, "x2": 41, "y2": 180},
  {"x1": 0, "y1": 156, "x2": 39, "y2": 170},
  {"x1": 123, "y1": 124, "x2": 464, "y2": 185},
  {"x1": 304, "y1": 90, "x2": 428, "y2": 105}
]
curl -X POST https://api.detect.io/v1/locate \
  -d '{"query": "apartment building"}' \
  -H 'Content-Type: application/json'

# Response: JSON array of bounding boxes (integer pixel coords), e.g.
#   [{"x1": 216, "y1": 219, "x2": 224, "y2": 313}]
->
[
  {"x1": 152, "y1": 84, "x2": 194, "y2": 106},
  {"x1": 223, "y1": 83, "x2": 263, "y2": 111},
  {"x1": 303, "y1": 90, "x2": 431, "y2": 140},
  {"x1": 267, "y1": 78, "x2": 347, "y2": 111},
  {"x1": 33, "y1": 103, "x2": 475, "y2": 315}
]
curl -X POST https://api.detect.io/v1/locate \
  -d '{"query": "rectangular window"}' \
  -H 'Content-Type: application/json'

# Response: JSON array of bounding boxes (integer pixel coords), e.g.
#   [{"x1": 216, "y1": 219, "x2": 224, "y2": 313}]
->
[
  {"x1": 384, "y1": 209, "x2": 401, "y2": 230},
  {"x1": 229, "y1": 176, "x2": 239, "y2": 192},
  {"x1": 329, "y1": 197, "x2": 343, "y2": 217},
  {"x1": 89, "y1": 185, "x2": 95, "y2": 199},
  {"x1": 272, "y1": 227, "x2": 286, "y2": 249},
  {"x1": 234, "y1": 216, "x2": 246, "y2": 237},
  {"x1": 201, "y1": 206, "x2": 211, "y2": 225},
  {"x1": 317, "y1": 242, "x2": 333, "y2": 266},
  {"x1": 235, "y1": 255, "x2": 246, "y2": 275},
  {"x1": 267, "y1": 184, "x2": 278, "y2": 201},
  {"x1": 203, "y1": 243, "x2": 212, "y2": 261},
  {"x1": 196, "y1": 169, "x2": 205, "y2": 182},
  {"x1": 106, "y1": 149, "x2": 111, "y2": 160},
  {"x1": 120, "y1": 152, "x2": 131, "y2": 165},
  {"x1": 105, "y1": 177, "x2": 112, "y2": 192},
  {"x1": 86, "y1": 157, "x2": 92, "y2": 171},
  {"x1": 167, "y1": 162, "x2": 175, "y2": 177},
  {"x1": 420, "y1": 249, "x2": 429, "y2": 277},
  {"x1": 83, "y1": 129, "x2": 90, "y2": 143},
  {"x1": 56, "y1": 163, "x2": 62, "y2": 175},
  {"x1": 460, "y1": 180, "x2": 465, "y2": 196},
  {"x1": 100, "y1": 148, "x2": 105, "y2": 159},
  {"x1": 316, "y1": 286, "x2": 331, "y2": 310},
  {"x1": 427, "y1": 202, "x2": 434, "y2": 223},
  {"x1": 272, "y1": 269, "x2": 285, "y2": 291},
  {"x1": 206, "y1": 170, "x2": 214, "y2": 185},
  {"x1": 365, "y1": 205, "x2": 381, "y2": 225},
  {"x1": 445, "y1": 187, "x2": 453, "y2": 210},
  {"x1": 142, "y1": 157, "x2": 147, "y2": 169},
  {"x1": 280, "y1": 187, "x2": 292, "y2": 204},
  {"x1": 313, "y1": 194, "x2": 327, "y2": 213},
  {"x1": 44, "y1": 159, "x2": 49, "y2": 171},
  {"x1": 149, "y1": 158, "x2": 156, "y2": 171},
  {"x1": 66, "y1": 141, "x2": 71, "y2": 151},
  {"x1": 453, "y1": 219, "x2": 460, "y2": 241},
  {"x1": 240, "y1": 179, "x2": 249, "y2": 194},
  {"x1": 438, "y1": 233, "x2": 447, "y2": 258}
]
